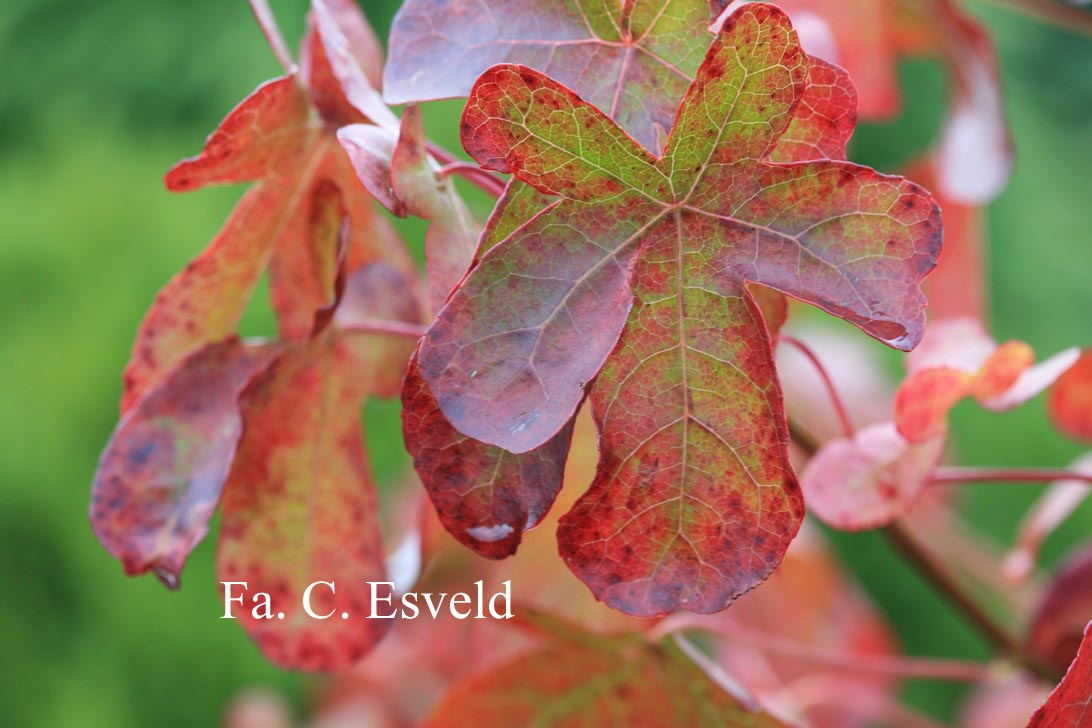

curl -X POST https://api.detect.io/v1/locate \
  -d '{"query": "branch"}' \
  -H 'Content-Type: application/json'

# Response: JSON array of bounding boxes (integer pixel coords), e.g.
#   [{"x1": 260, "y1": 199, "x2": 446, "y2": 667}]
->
[
  {"x1": 340, "y1": 319, "x2": 427, "y2": 339},
  {"x1": 438, "y1": 162, "x2": 507, "y2": 199},
  {"x1": 248, "y1": 0, "x2": 296, "y2": 73},
  {"x1": 884, "y1": 521, "x2": 1059, "y2": 682},
  {"x1": 780, "y1": 335, "x2": 855, "y2": 439},
  {"x1": 702, "y1": 621, "x2": 994, "y2": 683},
  {"x1": 932, "y1": 466, "x2": 1092, "y2": 486}
]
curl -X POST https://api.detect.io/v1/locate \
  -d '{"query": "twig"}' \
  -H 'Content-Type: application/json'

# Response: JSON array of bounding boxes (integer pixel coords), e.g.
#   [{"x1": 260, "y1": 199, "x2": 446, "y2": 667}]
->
[
  {"x1": 248, "y1": 0, "x2": 297, "y2": 73},
  {"x1": 884, "y1": 521, "x2": 1059, "y2": 682},
  {"x1": 341, "y1": 319, "x2": 427, "y2": 339},
  {"x1": 932, "y1": 466, "x2": 1092, "y2": 486},
  {"x1": 704, "y1": 621, "x2": 994, "y2": 683},
  {"x1": 438, "y1": 161, "x2": 507, "y2": 198},
  {"x1": 978, "y1": 0, "x2": 1092, "y2": 37},
  {"x1": 781, "y1": 335, "x2": 855, "y2": 439},
  {"x1": 787, "y1": 421, "x2": 1060, "y2": 682}
]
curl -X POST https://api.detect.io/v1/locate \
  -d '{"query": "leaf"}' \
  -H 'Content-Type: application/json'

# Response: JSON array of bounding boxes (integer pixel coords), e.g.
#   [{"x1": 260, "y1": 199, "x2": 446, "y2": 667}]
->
[
  {"x1": 1050, "y1": 351, "x2": 1092, "y2": 442},
  {"x1": 402, "y1": 356, "x2": 575, "y2": 559},
  {"x1": 217, "y1": 261, "x2": 420, "y2": 670},
  {"x1": 122, "y1": 0, "x2": 412, "y2": 410},
  {"x1": 1027, "y1": 541, "x2": 1092, "y2": 674},
  {"x1": 741, "y1": 0, "x2": 1011, "y2": 202},
  {"x1": 420, "y1": 612, "x2": 782, "y2": 727},
  {"x1": 896, "y1": 319, "x2": 1079, "y2": 443},
  {"x1": 339, "y1": 105, "x2": 481, "y2": 313},
  {"x1": 1027, "y1": 622, "x2": 1092, "y2": 727},
  {"x1": 385, "y1": 0, "x2": 715, "y2": 153},
  {"x1": 91, "y1": 339, "x2": 277, "y2": 587},
  {"x1": 800, "y1": 422, "x2": 944, "y2": 530},
  {"x1": 732, "y1": 0, "x2": 900, "y2": 118},
  {"x1": 418, "y1": 4, "x2": 939, "y2": 615}
]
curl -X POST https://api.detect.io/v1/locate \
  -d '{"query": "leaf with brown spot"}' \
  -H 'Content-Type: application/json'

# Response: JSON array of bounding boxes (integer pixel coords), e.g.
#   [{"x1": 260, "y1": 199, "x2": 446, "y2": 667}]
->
[{"x1": 217, "y1": 264, "x2": 420, "y2": 670}]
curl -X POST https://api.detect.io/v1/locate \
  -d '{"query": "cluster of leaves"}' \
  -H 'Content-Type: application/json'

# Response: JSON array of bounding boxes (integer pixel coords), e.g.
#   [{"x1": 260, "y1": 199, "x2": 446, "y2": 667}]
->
[{"x1": 91, "y1": 0, "x2": 1092, "y2": 724}]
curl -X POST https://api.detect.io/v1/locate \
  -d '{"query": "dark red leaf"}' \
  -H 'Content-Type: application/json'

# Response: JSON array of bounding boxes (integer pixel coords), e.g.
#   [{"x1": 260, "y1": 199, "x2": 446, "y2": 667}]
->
[
  {"x1": 402, "y1": 355, "x2": 574, "y2": 559},
  {"x1": 1028, "y1": 543, "x2": 1092, "y2": 674},
  {"x1": 1028, "y1": 622, "x2": 1092, "y2": 727}
]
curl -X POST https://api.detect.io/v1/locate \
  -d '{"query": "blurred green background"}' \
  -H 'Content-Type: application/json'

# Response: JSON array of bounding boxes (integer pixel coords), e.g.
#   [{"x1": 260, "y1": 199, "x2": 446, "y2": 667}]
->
[{"x1": 0, "y1": 1, "x2": 1088, "y2": 725}]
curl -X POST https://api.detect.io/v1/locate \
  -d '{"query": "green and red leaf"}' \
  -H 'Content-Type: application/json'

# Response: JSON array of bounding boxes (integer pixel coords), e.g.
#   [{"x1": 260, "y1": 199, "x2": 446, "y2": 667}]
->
[{"x1": 419, "y1": 3, "x2": 940, "y2": 615}]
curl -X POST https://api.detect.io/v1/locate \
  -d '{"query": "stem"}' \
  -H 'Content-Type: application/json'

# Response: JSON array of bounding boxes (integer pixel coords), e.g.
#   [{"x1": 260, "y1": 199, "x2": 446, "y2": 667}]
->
[
  {"x1": 978, "y1": 0, "x2": 1092, "y2": 36},
  {"x1": 787, "y1": 422, "x2": 1059, "y2": 682},
  {"x1": 248, "y1": 0, "x2": 296, "y2": 73},
  {"x1": 780, "y1": 335, "x2": 855, "y2": 439},
  {"x1": 705, "y1": 622, "x2": 993, "y2": 683},
  {"x1": 932, "y1": 466, "x2": 1092, "y2": 486},
  {"x1": 425, "y1": 141, "x2": 459, "y2": 166},
  {"x1": 438, "y1": 162, "x2": 507, "y2": 198},
  {"x1": 341, "y1": 320, "x2": 427, "y2": 339},
  {"x1": 884, "y1": 521, "x2": 1058, "y2": 682}
]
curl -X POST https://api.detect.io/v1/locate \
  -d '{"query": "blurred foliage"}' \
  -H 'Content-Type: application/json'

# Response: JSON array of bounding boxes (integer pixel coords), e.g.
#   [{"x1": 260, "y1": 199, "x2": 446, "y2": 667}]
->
[{"x1": 0, "y1": 0, "x2": 1088, "y2": 726}]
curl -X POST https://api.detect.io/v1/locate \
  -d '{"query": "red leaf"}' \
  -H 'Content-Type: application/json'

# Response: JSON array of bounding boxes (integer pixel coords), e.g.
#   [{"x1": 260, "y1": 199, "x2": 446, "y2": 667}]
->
[
  {"x1": 756, "y1": 0, "x2": 1011, "y2": 202},
  {"x1": 420, "y1": 4, "x2": 939, "y2": 615},
  {"x1": 1027, "y1": 542, "x2": 1092, "y2": 674},
  {"x1": 905, "y1": 158, "x2": 987, "y2": 322},
  {"x1": 92, "y1": 340, "x2": 277, "y2": 586},
  {"x1": 419, "y1": 611, "x2": 783, "y2": 727},
  {"x1": 164, "y1": 75, "x2": 314, "y2": 192},
  {"x1": 402, "y1": 355, "x2": 575, "y2": 559},
  {"x1": 122, "y1": 1, "x2": 413, "y2": 410},
  {"x1": 800, "y1": 422, "x2": 944, "y2": 530},
  {"x1": 747, "y1": 0, "x2": 900, "y2": 118},
  {"x1": 1050, "y1": 351, "x2": 1092, "y2": 442},
  {"x1": 217, "y1": 322, "x2": 416, "y2": 671},
  {"x1": 896, "y1": 319, "x2": 1078, "y2": 443},
  {"x1": 1028, "y1": 622, "x2": 1092, "y2": 727}
]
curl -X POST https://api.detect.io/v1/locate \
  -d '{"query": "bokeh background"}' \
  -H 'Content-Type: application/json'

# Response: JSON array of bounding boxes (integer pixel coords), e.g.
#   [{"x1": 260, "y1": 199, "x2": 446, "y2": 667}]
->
[{"x1": 0, "y1": 1, "x2": 1089, "y2": 725}]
